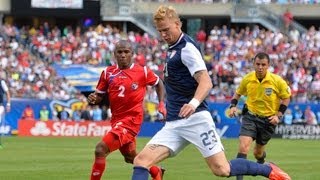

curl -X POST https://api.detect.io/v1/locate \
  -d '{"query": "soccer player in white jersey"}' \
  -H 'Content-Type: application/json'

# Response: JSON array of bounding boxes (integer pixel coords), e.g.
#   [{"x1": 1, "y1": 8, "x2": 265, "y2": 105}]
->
[
  {"x1": 0, "y1": 78, "x2": 11, "y2": 127},
  {"x1": 131, "y1": 5, "x2": 291, "y2": 180}
]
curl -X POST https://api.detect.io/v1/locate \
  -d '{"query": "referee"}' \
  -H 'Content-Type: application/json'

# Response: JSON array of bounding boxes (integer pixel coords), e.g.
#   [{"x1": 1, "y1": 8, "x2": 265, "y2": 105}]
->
[{"x1": 228, "y1": 52, "x2": 291, "y2": 180}]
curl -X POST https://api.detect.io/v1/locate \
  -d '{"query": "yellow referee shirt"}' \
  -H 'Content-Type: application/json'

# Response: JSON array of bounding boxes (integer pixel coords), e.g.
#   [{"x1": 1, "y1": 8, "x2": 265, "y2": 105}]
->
[{"x1": 236, "y1": 71, "x2": 291, "y2": 117}]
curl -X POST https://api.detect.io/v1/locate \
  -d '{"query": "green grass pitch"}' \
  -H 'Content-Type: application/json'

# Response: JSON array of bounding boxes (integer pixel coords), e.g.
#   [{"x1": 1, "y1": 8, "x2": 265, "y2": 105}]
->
[{"x1": 0, "y1": 136, "x2": 318, "y2": 180}]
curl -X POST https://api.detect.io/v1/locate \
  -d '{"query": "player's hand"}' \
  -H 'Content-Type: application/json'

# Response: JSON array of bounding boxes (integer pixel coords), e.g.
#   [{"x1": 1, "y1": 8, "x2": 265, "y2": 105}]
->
[
  {"x1": 228, "y1": 107, "x2": 238, "y2": 118},
  {"x1": 158, "y1": 101, "x2": 167, "y2": 121},
  {"x1": 88, "y1": 92, "x2": 103, "y2": 105},
  {"x1": 179, "y1": 103, "x2": 195, "y2": 119},
  {"x1": 268, "y1": 115, "x2": 280, "y2": 125}
]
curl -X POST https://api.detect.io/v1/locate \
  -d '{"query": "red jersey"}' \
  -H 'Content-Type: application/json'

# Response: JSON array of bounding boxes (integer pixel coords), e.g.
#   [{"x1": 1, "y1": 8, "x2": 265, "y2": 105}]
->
[{"x1": 96, "y1": 63, "x2": 159, "y2": 127}]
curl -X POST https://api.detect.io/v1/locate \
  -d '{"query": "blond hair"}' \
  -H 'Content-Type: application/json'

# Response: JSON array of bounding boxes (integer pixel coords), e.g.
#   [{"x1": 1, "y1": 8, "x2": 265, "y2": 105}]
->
[{"x1": 153, "y1": 5, "x2": 181, "y2": 25}]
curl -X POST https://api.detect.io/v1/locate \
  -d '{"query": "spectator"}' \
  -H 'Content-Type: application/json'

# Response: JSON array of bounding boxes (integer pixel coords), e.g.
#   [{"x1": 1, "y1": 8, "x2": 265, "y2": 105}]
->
[
  {"x1": 21, "y1": 104, "x2": 35, "y2": 120},
  {"x1": 283, "y1": 108, "x2": 293, "y2": 125},
  {"x1": 1, "y1": 21, "x2": 320, "y2": 105},
  {"x1": 282, "y1": 8, "x2": 293, "y2": 32},
  {"x1": 92, "y1": 105, "x2": 102, "y2": 121},
  {"x1": 39, "y1": 105, "x2": 49, "y2": 121},
  {"x1": 304, "y1": 106, "x2": 317, "y2": 125},
  {"x1": 316, "y1": 111, "x2": 320, "y2": 124},
  {"x1": 196, "y1": 28, "x2": 207, "y2": 52},
  {"x1": 292, "y1": 105, "x2": 304, "y2": 124},
  {"x1": 58, "y1": 106, "x2": 70, "y2": 121},
  {"x1": 101, "y1": 105, "x2": 110, "y2": 121},
  {"x1": 211, "y1": 109, "x2": 221, "y2": 124},
  {"x1": 72, "y1": 106, "x2": 82, "y2": 121},
  {"x1": 81, "y1": 105, "x2": 92, "y2": 121}
]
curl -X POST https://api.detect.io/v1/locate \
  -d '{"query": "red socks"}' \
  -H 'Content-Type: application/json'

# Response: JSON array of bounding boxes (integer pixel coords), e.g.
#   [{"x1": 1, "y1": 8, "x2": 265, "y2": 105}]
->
[
  {"x1": 90, "y1": 157, "x2": 106, "y2": 180},
  {"x1": 90, "y1": 157, "x2": 161, "y2": 180},
  {"x1": 149, "y1": 166, "x2": 162, "y2": 180}
]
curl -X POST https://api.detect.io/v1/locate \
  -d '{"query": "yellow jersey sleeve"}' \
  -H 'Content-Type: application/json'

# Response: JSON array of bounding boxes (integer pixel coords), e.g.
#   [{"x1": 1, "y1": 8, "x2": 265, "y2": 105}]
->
[{"x1": 277, "y1": 78, "x2": 291, "y2": 99}]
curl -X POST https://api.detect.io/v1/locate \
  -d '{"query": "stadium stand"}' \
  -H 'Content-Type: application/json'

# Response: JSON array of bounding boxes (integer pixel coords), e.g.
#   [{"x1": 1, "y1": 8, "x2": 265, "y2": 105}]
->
[
  {"x1": 1, "y1": 22, "x2": 319, "y2": 103},
  {"x1": 0, "y1": 0, "x2": 319, "y2": 122}
]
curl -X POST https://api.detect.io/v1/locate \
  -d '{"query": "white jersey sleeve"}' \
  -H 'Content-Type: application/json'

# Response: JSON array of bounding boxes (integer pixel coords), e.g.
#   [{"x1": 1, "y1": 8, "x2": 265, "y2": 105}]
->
[{"x1": 181, "y1": 42, "x2": 207, "y2": 77}]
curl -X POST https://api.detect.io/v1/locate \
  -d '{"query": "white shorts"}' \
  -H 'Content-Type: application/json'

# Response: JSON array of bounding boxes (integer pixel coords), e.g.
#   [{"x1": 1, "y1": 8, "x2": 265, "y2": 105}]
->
[{"x1": 147, "y1": 110, "x2": 224, "y2": 158}]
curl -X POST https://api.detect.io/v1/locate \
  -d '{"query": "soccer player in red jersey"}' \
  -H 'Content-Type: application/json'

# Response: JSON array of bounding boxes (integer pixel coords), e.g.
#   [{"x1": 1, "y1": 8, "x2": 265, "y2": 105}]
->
[{"x1": 88, "y1": 40, "x2": 166, "y2": 180}]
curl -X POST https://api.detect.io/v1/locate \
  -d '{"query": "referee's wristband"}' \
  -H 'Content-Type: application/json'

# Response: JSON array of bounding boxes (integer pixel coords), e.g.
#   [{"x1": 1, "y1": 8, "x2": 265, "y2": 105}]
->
[
  {"x1": 278, "y1": 104, "x2": 287, "y2": 114},
  {"x1": 229, "y1": 99, "x2": 238, "y2": 109},
  {"x1": 229, "y1": 104, "x2": 236, "y2": 109},
  {"x1": 188, "y1": 98, "x2": 200, "y2": 109}
]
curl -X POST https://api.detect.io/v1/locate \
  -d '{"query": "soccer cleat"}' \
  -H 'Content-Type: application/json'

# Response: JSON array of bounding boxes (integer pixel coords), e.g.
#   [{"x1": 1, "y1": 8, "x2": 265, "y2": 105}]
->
[
  {"x1": 268, "y1": 163, "x2": 291, "y2": 180},
  {"x1": 151, "y1": 166, "x2": 165, "y2": 180}
]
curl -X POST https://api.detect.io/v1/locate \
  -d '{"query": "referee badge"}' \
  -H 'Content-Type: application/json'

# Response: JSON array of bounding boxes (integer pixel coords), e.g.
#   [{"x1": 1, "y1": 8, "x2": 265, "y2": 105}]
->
[{"x1": 265, "y1": 88, "x2": 273, "y2": 96}]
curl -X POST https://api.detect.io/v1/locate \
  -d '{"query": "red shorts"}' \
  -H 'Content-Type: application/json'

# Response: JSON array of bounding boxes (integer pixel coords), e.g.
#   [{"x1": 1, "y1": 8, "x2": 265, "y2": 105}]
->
[{"x1": 102, "y1": 117, "x2": 140, "y2": 154}]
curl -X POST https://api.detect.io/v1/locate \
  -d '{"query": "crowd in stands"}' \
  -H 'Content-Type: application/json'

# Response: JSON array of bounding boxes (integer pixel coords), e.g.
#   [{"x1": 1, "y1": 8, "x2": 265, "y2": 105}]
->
[
  {"x1": 1, "y1": 20, "x2": 320, "y2": 122},
  {"x1": 20, "y1": 103, "x2": 112, "y2": 122},
  {"x1": 0, "y1": 24, "x2": 83, "y2": 100},
  {"x1": 283, "y1": 105, "x2": 320, "y2": 125},
  {"x1": 1, "y1": 22, "x2": 320, "y2": 103}
]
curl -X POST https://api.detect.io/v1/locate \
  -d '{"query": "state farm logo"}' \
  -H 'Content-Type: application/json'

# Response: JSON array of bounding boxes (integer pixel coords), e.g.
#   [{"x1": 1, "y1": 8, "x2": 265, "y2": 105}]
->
[
  {"x1": 31, "y1": 122, "x2": 51, "y2": 136},
  {"x1": 29, "y1": 121, "x2": 111, "y2": 137}
]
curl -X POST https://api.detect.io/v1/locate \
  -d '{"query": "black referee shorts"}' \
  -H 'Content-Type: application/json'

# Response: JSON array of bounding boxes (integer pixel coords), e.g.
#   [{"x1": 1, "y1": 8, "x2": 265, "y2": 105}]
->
[{"x1": 239, "y1": 113, "x2": 276, "y2": 145}]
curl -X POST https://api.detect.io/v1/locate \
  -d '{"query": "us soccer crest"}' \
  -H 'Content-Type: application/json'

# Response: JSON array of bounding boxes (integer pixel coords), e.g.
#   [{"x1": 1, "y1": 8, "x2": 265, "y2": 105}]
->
[
  {"x1": 265, "y1": 88, "x2": 273, "y2": 96},
  {"x1": 168, "y1": 50, "x2": 176, "y2": 59},
  {"x1": 131, "y1": 83, "x2": 138, "y2": 90}
]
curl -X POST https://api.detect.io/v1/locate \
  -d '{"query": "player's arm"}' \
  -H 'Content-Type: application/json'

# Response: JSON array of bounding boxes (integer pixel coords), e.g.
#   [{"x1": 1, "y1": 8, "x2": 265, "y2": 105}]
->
[
  {"x1": 154, "y1": 78, "x2": 167, "y2": 119},
  {"x1": 179, "y1": 70, "x2": 212, "y2": 118},
  {"x1": 154, "y1": 78, "x2": 165, "y2": 103},
  {"x1": 88, "y1": 69, "x2": 108, "y2": 105},
  {"x1": 145, "y1": 66, "x2": 167, "y2": 119},
  {"x1": 268, "y1": 97, "x2": 290, "y2": 125},
  {"x1": 278, "y1": 98, "x2": 290, "y2": 117},
  {"x1": 228, "y1": 93, "x2": 241, "y2": 117},
  {"x1": 88, "y1": 91, "x2": 104, "y2": 105},
  {"x1": 228, "y1": 75, "x2": 248, "y2": 117},
  {"x1": 178, "y1": 43, "x2": 212, "y2": 118},
  {"x1": 192, "y1": 70, "x2": 212, "y2": 104},
  {"x1": 270, "y1": 77, "x2": 291, "y2": 124}
]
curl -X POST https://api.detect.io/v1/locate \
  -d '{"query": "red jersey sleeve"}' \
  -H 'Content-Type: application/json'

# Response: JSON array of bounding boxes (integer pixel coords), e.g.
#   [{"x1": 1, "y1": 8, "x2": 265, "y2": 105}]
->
[{"x1": 96, "y1": 68, "x2": 109, "y2": 93}]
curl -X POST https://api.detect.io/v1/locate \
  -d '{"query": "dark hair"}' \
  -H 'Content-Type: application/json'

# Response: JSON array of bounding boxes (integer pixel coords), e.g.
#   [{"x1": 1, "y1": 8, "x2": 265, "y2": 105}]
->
[
  {"x1": 253, "y1": 52, "x2": 270, "y2": 63},
  {"x1": 115, "y1": 39, "x2": 133, "y2": 49}
]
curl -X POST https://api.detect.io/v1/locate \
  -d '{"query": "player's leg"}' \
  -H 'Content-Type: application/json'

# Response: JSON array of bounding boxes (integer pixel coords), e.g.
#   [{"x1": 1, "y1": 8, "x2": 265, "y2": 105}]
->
[
  {"x1": 188, "y1": 111, "x2": 290, "y2": 179},
  {"x1": 119, "y1": 138, "x2": 137, "y2": 164},
  {"x1": 90, "y1": 132, "x2": 120, "y2": 180},
  {"x1": 227, "y1": 125, "x2": 290, "y2": 180},
  {"x1": 149, "y1": 165, "x2": 165, "y2": 180},
  {"x1": 254, "y1": 117, "x2": 276, "y2": 164},
  {"x1": 236, "y1": 135, "x2": 254, "y2": 180},
  {"x1": 254, "y1": 144, "x2": 266, "y2": 164},
  {"x1": 132, "y1": 120, "x2": 187, "y2": 180},
  {"x1": 204, "y1": 136, "x2": 290, "y2": 179},
  {"x1": 236, "y1": 115, "x2": 258, "y2": 180},
  {"x1": 132, "y1": 144, "x2": 170, "y2": 180},
  {"x1": 119, "y1": 137, "x2": 164, "y2": 179}
]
